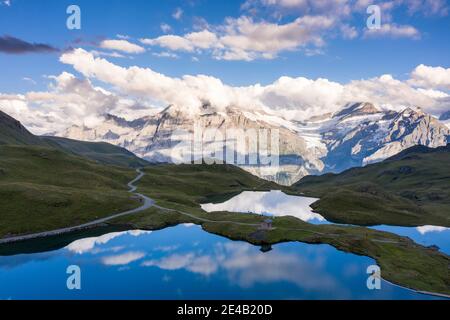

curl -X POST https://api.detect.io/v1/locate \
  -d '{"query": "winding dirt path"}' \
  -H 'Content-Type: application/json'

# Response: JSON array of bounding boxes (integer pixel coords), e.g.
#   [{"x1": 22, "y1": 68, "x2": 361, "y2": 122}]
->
[{"x1": 0, "y1": 169, "x2": 154, "y2": 244}]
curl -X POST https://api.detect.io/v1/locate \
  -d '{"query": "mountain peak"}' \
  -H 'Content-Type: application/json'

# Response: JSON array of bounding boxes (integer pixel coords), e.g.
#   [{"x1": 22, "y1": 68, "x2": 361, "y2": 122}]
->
[
  {"x1": 397, "y1": 106, "x2": 425, "y2": 119},
  {"x1": 333, "y1": 102, "x2": 380, "y2": 119},
  {"x1": 0, "y1": 109, "x2": 45, "y2": 145}
]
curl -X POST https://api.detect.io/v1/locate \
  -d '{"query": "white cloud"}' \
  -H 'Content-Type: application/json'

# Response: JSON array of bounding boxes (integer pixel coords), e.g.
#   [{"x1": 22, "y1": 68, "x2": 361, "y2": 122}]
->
[
  {"x1": 243, "y1": 0, "x2": 351, "y2": 17},
  {"x1": 102, "y1": 251, "x2": 145, "y2": 266},
  {"x1": 116, "y1": 34, "x2": 130, "y2": 40},
  {"x1": 66, "y1": 230, "x2": 152, "y2": 254},
  {"x1": 416, "y1": 225, "x2": 449, "y2": 235},
  {"x1": 142, "y1": 15, "x2": 335, "y2": 61},
  {"x1": 340, "y1": 24, "x2": 358, "y2": 39},
  {"x1": 152, "y1": 51, "x2": 179, "y2": 59},
  {"x1": 141, "y1": 35, "x2": 195, "y2": 52},
  {"x1": 3, "y1": 49, "x2": 449, "y2": 135},
  {"x1": 142, "y1": 253, "x2": 218, "y2": 276},
  {"x1": 22, "y1": 77, "x2": 36, "y2": 85},
  {"x1": 0, "y1": 69, "x2": 148, "y2": 134},
  {"x1": 364, "y1": 24, "x2": 420, "y2": 39},
  {"x1": 142, "y1": 242, "x2": 339, "y2": 290},
  {"x1": 100, "y1": 39, "x2": 145, "y2": 54},
  {"x1": 143, "y1": 0, "x2": 446, "y2": 61},
  {"x1": 90, "y1": 50, "x2": 126, "y2": 58},
  {"x1": 141, "y1": 30, "x2": 219, "y2": 53},
  {"x1": 57, "y1": 49, "x2": 450, "y2": 120},
  {"x1": 172, "y1": 7, "x2": 183, "y2": 20},
  {"x1": 67, "y1": 232, "x2": 125, "y2": 254},
  {"x1": 160, "y1": 23, "x2": 172, "y2": 33},
  {"x1": 404, "y1": 0, "x2": 449, "y2": 16},
  {"x1": 409, "y1": 64, "x2": 450, "y2": 90},
  {"x1": 218, "y1": 15, "x2": 334, "y2": 59}
]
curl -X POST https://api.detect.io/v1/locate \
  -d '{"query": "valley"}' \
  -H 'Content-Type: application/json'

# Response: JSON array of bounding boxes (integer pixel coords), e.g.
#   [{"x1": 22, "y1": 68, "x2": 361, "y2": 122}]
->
[{"x1": 0, "y1": 109, "x2": 449, "y2": 297}]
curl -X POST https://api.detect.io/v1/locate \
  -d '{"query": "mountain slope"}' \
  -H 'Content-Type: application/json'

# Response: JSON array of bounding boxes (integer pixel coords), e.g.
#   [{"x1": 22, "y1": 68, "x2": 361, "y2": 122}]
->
[
  {"x1": 43, "y1": 136, "x2": 149, "y2": 168},
  {"x1": 0, "y1": 145, "x2": 140, "y2": 238},
  {"x1": 0, "y1": 109, "x2": 148, "y2": 168},
  {"x1": 64, "y1": 105, "x2": 323, "y2": 185},
  {"x1": 295, "y1": 144, "x2": 450, "y2": 227},
  {"x1": 298, "y1": 103, "x2": 450, "y2": 174},
  {"x1": 63, "y1": 102, "x2": 450, "y2": 185},
  {"x1": 0, "y1": 110, "x2": 48, "y2": 146}
]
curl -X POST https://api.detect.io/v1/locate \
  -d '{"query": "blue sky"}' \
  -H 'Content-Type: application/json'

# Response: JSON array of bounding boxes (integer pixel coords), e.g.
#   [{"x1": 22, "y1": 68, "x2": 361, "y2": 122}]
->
[
  {"x1": 1, "y1": 0, "x2": 449, "y2": 92},
  {"x1": 0, "y1": 0, "x2": 449, "y2": 133}
]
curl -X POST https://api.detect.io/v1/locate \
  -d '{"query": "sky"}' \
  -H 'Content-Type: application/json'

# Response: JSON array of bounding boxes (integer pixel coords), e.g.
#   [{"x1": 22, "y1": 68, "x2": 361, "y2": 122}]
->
[{"x1": 0, "y1": 0, "x2": 449, "y2": 134}]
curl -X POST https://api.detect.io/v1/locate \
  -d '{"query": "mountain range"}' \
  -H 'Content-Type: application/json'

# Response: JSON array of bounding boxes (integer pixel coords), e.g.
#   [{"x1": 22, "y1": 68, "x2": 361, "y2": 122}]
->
[{"x1": 61, "y1": 102, "x2": 450, "y2": 185}]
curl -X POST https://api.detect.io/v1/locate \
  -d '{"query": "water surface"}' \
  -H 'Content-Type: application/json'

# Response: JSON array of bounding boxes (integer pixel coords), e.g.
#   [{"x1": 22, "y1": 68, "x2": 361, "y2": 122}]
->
[
  {"x1": 0, "y1": 224, "x2": 441, "y2": 300},
  {"x1": 371, "y1": 225, "x2": 450, "y2": 255},
  {"x1": 201, "y1": 190, "x2": 326, "y2": 223}
]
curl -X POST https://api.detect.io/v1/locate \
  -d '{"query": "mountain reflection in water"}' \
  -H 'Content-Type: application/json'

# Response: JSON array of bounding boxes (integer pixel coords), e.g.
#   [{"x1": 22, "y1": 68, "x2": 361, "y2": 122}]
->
[{"x1": 0, "y1": 224, "x2": 442, "y2": 299}]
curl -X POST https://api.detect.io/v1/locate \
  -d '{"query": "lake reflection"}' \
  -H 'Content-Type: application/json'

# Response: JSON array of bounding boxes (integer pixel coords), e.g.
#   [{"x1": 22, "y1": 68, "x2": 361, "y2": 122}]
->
[
  {"x1": 371, "y1": 225, "x2": 450, "y2": 255},
  {"x1": 201, "y1": 190, "x2": 326, "y2": 223},
  {"x1": 0, "y1": 224, "x2": 440, "y2": 300}
]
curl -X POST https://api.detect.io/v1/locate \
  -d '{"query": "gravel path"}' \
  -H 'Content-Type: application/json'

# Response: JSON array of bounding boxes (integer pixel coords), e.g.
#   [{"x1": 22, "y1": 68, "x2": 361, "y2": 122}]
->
[{"x1": 0, "y1": 169, "x2": 154, "y2": 244}]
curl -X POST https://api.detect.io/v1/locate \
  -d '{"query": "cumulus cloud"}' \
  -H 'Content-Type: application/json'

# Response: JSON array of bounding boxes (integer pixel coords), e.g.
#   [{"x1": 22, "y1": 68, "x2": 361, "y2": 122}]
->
[
  {"x1": 100, "y1": 39, "x2": 145, "y2": 54},
  {"x1": 409, "y1": 64, "x2": 450, "y2": 90},
  {"x1": 3, "y1": 49, "x2": 449, "y2": 135},
  {"x1": 142, "y1": 253, "x2": 218, "y2": 276},
  {"x1": 0, "y1": 69, "x2": 148, "y2": 134},
  {"x1": 416, "y1": 225, "x2": 449, "y2": 235},
  {"x1": 141, "y1": 30, "x2": 219, "y2": 53},
  {"x1": 364, "y1": 23, "x2": 420, "y2": 39},
  {"x1": 141, "y1": 15, "x2": 335, "y2": 61},
  {"x1": 57, "y1": 49, "x2": 450, "y2": 119},
  {"x1": 142, "y1": 242, "x2": 340, "y2": 290},
  {"x1": 0, "y1": 35, "x2": 58, "y2": 54},
  {"x1": 102, "y1": 251, "x2": 146, "y2": 266},
  {"x1": 142, "y1": 0, "x2": 447, "y2": 61}
]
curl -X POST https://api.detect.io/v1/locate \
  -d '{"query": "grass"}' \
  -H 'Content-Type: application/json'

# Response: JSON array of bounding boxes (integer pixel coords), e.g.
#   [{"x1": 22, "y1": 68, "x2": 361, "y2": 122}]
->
[
  {"x1": 0, "y1": 145, "x2": 140, "y2": 238},
  {"x1": 295, "y1": 145, "x2": 450, "y2": 227},
  {"x1": 43, "y1": 136, "x2": 149, "y2": 168},
  {"x1": 110, "y1": 163, "x2": 450, "y2": 296}
]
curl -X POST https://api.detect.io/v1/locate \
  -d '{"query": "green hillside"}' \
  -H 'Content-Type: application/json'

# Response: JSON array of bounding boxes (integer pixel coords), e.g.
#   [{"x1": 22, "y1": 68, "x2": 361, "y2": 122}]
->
[
  {"x1": 0, "y1": 145, "x2": 140, "y2": 238},
  {"x1": 0, "y1": 110, "x2": 147, "y2": 238},
  {"x1": 0, "y1": 110, "x2": 147, "y2": 168},
  {"x1": 295, "y1": 144, "x2": 450, "y2": 227},
  {"x1": 109, "y1": 163, "x2": 450, "y2": 296},
  {"x1": 0, "y1": 111, "x2": 48, "y2": 146},
  {"x1": 43, "y1": 136, "x2": 148, "y2": 168}
]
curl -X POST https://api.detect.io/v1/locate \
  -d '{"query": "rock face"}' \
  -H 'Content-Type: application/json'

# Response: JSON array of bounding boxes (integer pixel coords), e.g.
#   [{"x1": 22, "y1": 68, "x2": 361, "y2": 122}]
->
[
  {"x1": 62, "y1": 102, "x2": 450, "y2": 185},
  {"x1": 64, "y1": 105, "x2": 324, "y2": 185},
  {"x1": 298, "y1": 103, "x2": 450, "y2": 173}
]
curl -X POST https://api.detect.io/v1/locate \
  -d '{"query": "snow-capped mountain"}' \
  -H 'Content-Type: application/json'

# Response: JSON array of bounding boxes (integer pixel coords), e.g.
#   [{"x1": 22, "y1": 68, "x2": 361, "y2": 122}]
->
[
  {"x1": 62, "y1": 102, "x2": 450, "y2": 185},
  {"x1": 297, "y1": 102, "x2": 450, "y2": 173},
  {"x1": 65, "y1": 104, "x2": 324, "y2": 185}
]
